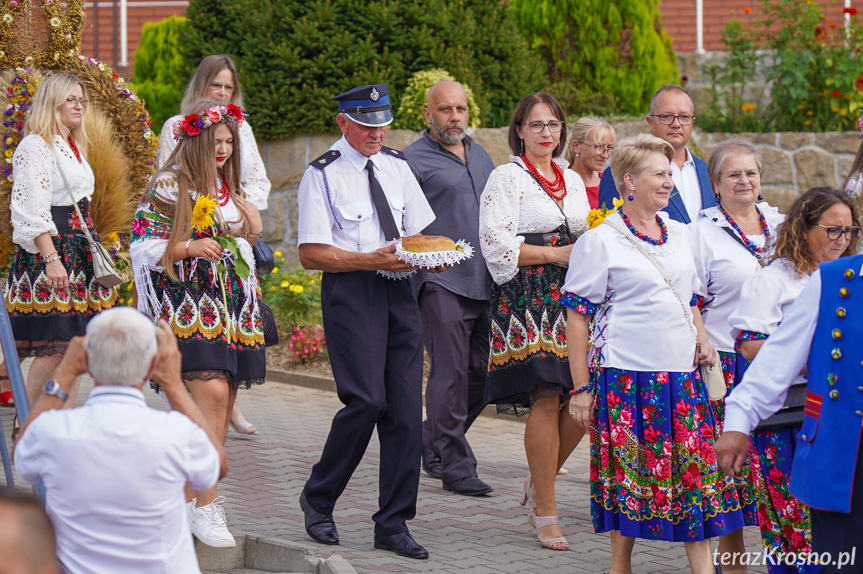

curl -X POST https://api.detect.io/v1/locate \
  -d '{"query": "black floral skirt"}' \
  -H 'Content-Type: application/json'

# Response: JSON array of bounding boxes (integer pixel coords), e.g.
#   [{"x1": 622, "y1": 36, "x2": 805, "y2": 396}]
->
[
  {"x1": 486, "y1": 262, "x2": 573, "y2": 415},
  {"x1": 4, "y1": 199, "x2": 118, "y2": 345}
]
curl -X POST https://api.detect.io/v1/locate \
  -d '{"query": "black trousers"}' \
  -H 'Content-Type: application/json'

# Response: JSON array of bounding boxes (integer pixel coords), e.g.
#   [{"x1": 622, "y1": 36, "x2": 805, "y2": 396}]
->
[
  {"x1": 418, "y1": 282, "x2": 489, "y2": 482},
  {"x1": 811, "y1": 432, "x2": 863, "y2": 574},
  {"x1": 304, "y1": 270, "x2": 423, "y2": 536}
]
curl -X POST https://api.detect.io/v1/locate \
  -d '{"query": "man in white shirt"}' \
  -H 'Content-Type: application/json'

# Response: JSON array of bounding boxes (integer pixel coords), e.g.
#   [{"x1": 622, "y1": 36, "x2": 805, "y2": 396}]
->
[
  {"x1": 598, "y1": 85, "x2": 716, "y2": 223},
  {"x1": 14, "y1": 307, "x2": 227, "y2": 574}
]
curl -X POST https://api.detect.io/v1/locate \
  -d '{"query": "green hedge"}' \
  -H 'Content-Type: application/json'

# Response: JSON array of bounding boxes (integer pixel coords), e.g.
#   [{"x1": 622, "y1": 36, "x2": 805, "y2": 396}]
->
[
  {"x1": 182, "y1": 0, "x2": 546, "y2": 140},
  {"x1": 130, "y1": 16, "x2": 189, "y2": 131},
  {"x1": 513, "y1": 0, "x2": 678, "y2": 116}
]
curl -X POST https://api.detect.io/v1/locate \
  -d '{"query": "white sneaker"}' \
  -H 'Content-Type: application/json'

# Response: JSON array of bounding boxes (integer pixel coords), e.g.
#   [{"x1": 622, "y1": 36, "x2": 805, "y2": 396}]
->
[{"x1": 188, "y1": 496, "x2": 236, "y2": 548}]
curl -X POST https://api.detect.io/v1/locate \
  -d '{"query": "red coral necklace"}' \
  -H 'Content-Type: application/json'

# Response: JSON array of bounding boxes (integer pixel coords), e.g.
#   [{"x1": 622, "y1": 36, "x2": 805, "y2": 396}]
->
[
  {"x1": 216, "y1": 170, "x2": 230, "y2": 206},
  {"x1": 521, "y1": 153, "x2": 567, "y2": 201},
  {"x1": 67, "y1": 137, "x2": 81, "y2": 163}
]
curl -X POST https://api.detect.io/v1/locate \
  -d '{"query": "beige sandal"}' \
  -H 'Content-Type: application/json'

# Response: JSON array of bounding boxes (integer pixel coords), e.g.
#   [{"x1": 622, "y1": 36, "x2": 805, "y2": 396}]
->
[
  {"x1": 535, "y1": 514, "x2": 569, "y2": 551},
  {"x1": 520, "y1": 474, "x2": 538, "y2": 527}
]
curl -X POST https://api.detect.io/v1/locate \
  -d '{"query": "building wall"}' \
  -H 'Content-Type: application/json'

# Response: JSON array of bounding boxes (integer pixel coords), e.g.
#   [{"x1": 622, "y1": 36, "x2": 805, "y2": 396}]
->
[{"x1": 659, "y1": 0, "x2": 849, "y2": 52}]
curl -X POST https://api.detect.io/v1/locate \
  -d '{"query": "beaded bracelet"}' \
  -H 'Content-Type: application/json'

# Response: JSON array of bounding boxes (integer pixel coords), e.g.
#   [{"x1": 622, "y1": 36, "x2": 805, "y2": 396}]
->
[
  {"x1": 44, "y1": 254, "x2": 61, "y2": 264},
  {"x1": 569, "y1": 385, "x2": 591, "y2": 395},
  {"x1": 185, "y1": 238, "x2": 192, "y2": 258}
]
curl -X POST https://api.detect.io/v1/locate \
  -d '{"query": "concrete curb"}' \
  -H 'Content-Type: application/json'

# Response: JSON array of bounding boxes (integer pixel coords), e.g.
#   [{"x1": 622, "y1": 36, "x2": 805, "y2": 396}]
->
[
  {"x1": 265, "y1": 368, "x2": 513, "y2": 421},
  {"x1": 196, "y1": 532, "x2": 357, "y2": 573}
]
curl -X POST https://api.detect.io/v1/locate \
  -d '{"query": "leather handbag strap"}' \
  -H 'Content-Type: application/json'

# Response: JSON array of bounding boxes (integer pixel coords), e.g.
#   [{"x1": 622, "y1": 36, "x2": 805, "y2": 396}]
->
[
  {"x1": 720, "y1": 226, "x2": 766, "y2": 266},
  {"x1": 602, "y1": 218, "x2": 697, "y2": 341},
  {"x1": 49, "y1": 143, "x2": 99, "y2": 249}
]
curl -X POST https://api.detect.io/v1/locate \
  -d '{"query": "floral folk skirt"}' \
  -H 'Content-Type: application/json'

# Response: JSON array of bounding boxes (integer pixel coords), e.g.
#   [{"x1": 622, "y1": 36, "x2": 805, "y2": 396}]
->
[
  {"x1": 712, "y1": 351, "x2": 760, "y2": 526},
  {"x1": 151, "y1": 258, "x2": 266, "y2": 389},
  {"x1": 590, "y1": 367, "x2": 744, "y2": 542},
  {"x1": 486, "y1": 263, "x2": 573, "y2": 415},
  {"x1": 4, "y1": 200, "x2": 118, "y2": 345}
]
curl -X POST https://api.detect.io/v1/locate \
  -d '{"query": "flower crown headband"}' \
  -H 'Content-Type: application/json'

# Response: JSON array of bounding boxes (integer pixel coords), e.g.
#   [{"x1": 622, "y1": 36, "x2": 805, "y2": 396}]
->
[{"x1": 172, "y1": 104, "x2": 245, "y2": 141}]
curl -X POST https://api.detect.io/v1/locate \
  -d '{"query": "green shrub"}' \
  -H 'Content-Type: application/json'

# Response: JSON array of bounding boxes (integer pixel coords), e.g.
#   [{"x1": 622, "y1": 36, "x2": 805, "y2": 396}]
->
[
  {"x1": 547, "y1": 80, "x2": 624, "y2": 119},
  {"x1": 130, "y1": 16, "x2": 189, "y2": 131},
  {"x1": 394, "y1": 68, "x2": 481, "y2": 130},
  {"x1": 260, "y1": 267, "x2": 323, "y2": 333},
  {"x1": 512, "y1": 0, "x2": 678, "y2": 116},
  {"x1": 182, "y1": 0, "x2": 546, "y2": 139}
]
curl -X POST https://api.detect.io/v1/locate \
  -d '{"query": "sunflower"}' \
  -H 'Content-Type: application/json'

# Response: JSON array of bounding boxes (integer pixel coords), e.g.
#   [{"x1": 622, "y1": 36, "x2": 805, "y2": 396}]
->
[{"x1": 190, "y1": 195, "x2": 217, "y2": 233}]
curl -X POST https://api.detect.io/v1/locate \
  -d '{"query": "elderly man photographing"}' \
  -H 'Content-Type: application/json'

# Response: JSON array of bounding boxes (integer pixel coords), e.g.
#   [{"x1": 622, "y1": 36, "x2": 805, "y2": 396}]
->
[
  {"x1": 598, "y1": 85, "x2": 715, "y2": 223},
  {"x1": 402, "y1": 81, "x2": 495, "y2": 496},
  {"x1": 14, "y1": 308, "x2": 226, "y2": 574}
]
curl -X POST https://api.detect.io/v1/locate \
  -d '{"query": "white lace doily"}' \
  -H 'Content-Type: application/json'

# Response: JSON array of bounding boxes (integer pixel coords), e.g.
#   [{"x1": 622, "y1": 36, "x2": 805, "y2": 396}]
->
[{"x1": 376, "y1": 240, "x2": 474, "y2": 280}]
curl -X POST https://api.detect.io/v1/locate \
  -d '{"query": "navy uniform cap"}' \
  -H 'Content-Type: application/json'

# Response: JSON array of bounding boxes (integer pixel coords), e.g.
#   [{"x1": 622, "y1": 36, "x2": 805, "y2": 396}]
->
[{"x1": 331, "y1": 84, "x2": 393, "y2": 127}]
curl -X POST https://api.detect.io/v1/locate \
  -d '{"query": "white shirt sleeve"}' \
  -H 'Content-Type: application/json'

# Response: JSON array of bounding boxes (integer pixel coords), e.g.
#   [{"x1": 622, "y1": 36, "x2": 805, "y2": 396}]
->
[
  {"x1": 724, "y1": 271, "x2": 821, "y2": 434},
  {"x1": 480, "y1": 166, "x2": 525, "y2": 285},
  {"x1": 238, "y1": 122, "x2": 270, "y2": 210},
  {"x1": 400, "y1": 164, "x2": 435, "y2": 236},
  {"x1": 156, "y1": 116, "x2": 180, "y2": 171},
  {"x1": 562, "y1": 230, "x2": 610, "y2": 305},
  {"x1": 297, "y1": 167, "x2": 337, "y2": 247},
  {"x1": 11, "y1": 136, "x2": 58, "y2": 253},
  {"x1": 728, "y1": 268, "x2": 786, "y2": 336},
  {"x1": 13, "y1": 413, "x2": 48, "y2": 483}
]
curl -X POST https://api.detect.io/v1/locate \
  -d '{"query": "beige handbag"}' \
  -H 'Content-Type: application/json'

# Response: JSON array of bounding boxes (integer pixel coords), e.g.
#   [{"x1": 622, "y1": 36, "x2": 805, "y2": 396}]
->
[
  {"x1": 51, "y1": 144, "x2": 122, "y2": 289},
  {"x1": 603, "y1": 219, "x2": 726, "y2": 401}
]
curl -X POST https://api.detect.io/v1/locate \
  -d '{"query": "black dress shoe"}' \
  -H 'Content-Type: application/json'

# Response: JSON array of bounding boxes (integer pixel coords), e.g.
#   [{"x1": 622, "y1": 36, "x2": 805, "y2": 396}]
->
[
  {"x1": 421, "y1": 449, "x2": 442, "y2": 479},
  {"x1": 442, "y1": 476, "x2": 493, "y2": 496},
  {"x1": 299, "y1": 492, "x2": 339, "y2": 545},
  {"x1": 373, "y1": 531, "x2": 429, "y2": 559}
]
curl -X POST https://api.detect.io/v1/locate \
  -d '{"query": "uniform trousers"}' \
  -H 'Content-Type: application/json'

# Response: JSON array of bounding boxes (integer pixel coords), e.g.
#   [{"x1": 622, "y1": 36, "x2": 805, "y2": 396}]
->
[
  {"x1": 304, "y1": 270, "x2": 423, "y2": 536},
  {"x1": 811, "y1": 429, "x2": 863, "y2": 573},
  {"x1": 418, "y1": 282, "x2": 489, "y2": 482}
]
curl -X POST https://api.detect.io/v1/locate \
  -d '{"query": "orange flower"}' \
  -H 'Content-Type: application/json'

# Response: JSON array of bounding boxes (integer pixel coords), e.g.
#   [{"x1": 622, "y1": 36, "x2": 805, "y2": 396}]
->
[
  {"x1": 829, "y1": 23, "x2": 840, "y2": 28},
  {"x1": 743, "y1": 6, "x2": 752, "y2": 12}
]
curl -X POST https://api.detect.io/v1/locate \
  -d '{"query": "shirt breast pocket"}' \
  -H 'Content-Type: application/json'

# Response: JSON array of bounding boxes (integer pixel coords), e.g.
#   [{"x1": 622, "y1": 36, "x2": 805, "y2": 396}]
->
[{"x1": 337, "y1": 200, "x2": 374, "y2": 248}]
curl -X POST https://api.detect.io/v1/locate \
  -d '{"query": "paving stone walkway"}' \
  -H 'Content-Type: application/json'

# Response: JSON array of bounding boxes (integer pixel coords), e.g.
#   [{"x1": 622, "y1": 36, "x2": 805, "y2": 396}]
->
[{"x1": 1, "y1": 376, "x2": 769, "y2": 574}]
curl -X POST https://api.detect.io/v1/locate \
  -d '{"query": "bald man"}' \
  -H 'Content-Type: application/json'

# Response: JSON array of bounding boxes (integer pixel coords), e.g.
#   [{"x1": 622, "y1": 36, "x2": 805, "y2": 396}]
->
[
  {"x1": 0, "y1": 487, "x2": 60, "y2": 574},
  {"x1": 403, "y1": 81, "x2": 495, "y2": 496}
]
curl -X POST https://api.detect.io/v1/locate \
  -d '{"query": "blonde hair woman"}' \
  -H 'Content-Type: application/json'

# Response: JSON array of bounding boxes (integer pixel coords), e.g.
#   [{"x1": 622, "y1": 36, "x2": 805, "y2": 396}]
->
[
  {"x1": 563, "y1": 116, "x2": 617, "y2": 209},
  {"x1": 156, "y1": 55, "x2": 270, "y2": 210},
  {"x1": 131, "y1": 98, "x2": 265, "y2": 548},
  {"x1": 2, "y1": 72, "x2": 118, "y2": 422}
]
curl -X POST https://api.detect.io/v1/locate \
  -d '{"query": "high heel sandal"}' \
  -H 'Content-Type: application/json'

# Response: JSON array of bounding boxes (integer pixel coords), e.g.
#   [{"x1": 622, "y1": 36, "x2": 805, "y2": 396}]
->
[
  {"x1": 520, "y1": 474, "x2": 537, "y2": 527},
  {"x1": 230, "y1": 418, "x2": 257, "y2": 435},
  {"x1": 535, "y1": 514, "x2": 569, "y2": 551},
  {"x1": 0, "y1": 376, "x2": 13, "y2": 408}
]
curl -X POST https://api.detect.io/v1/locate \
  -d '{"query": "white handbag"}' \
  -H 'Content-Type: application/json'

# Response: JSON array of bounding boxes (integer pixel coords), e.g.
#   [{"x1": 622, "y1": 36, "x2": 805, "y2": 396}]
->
[{"x1": 602, "y1": 219, "x2": 726, "y2": 401}]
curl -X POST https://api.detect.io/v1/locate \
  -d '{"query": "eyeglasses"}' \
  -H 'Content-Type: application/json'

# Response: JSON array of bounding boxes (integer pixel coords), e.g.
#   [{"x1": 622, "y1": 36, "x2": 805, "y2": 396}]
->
[
  {"x1": 65, "y1": 97, "x2": 88, "y2": 107},
  {"x1": 525, "y1": 121, "x2": 563, "y2": 134},
  {"x1": 587, "y1": 144, "x2": 615, "y2": 155},
  {"x1": 650, "y1": 114, "x2": 695, "y2": 126},
  {"x1": 814, "y1": 224, "x2": 861, "y2": 241},
  {"x1": 723, "y1": 170, "x2": 761, "y2": 183},
  {"x1": 209, "y1": 82, "x2": 236, "y2": 93}
]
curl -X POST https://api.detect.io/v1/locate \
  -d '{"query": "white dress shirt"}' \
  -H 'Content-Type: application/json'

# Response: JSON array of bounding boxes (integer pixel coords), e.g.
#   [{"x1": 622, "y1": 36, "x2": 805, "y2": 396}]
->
[
  {"x1": 562, "y1": 211, "x2": 699, "y2": 372},
  {"x1": 158, "y1": 117, "x2": 271, "y2": 210},
  {"x1": 10, "y1": 135, "x2": 95, "y2": 253},
  {"x1": 671, "y1": 148, "x2": 703, "y2": 222},
  {"x1": 297, "y1": 136, "x2": 435, "y2": 253},
  {"x1": 15, "y1": 386, "x2": 220, "y2": 574},
  {"x1": 723, "y1": 266, "x2": 833, "y2": 435},
  {"x1": 479, "y1": 156, "x2": 590, "y2": 284},
  {"x1": 691, "y1": 203, "x2": 784, "y2": 351}
]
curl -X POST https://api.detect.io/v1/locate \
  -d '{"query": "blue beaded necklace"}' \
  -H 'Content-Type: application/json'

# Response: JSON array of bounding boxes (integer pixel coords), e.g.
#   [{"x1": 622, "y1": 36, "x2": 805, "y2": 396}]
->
[
  {"x1": 620, "y1": 211, "x2": 668, "y2": 246},
  {"x1": 718, "y1": 204, "x2": 771, "y2": 253}
]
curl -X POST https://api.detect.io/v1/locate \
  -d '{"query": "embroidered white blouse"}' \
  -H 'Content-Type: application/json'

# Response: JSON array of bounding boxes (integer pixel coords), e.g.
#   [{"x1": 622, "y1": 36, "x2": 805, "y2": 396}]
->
[
  {"x1": 728, "y1": 257, "x2": 809, "y2": 342},
  {"x1": 562, "y1": 212, "x2": 700, "y2": 372},
  {"x1": 157, "y1": 116, "x2": 271, "y2": 210},
  {"x1": 691, "y1": 203, "x2": 784, "y2": 352},
  {"x1": 11, "y1": 134, "x2": 95, "y2": 254},
  {"x1": 479, "y1": 156, "x2": 589, "y2": 285}
]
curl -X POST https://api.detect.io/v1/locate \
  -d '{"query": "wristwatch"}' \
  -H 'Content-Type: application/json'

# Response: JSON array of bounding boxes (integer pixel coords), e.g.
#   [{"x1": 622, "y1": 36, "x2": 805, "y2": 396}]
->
[{"x1": 42, "y1": 379, "x2": 69, "y2": 402}]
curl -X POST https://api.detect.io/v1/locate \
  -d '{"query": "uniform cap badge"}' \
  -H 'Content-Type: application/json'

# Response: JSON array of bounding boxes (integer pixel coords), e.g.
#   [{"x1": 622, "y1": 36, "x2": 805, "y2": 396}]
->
[{"x1": 370, "y1": 86, "x2": 380, "y2": 102}]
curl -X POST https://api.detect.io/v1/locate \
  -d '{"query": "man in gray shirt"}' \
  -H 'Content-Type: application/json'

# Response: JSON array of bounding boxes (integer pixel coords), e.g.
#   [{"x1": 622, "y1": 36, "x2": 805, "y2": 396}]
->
[{"x1": 403, "y1": 81, "x2": 495, "y2": 496}]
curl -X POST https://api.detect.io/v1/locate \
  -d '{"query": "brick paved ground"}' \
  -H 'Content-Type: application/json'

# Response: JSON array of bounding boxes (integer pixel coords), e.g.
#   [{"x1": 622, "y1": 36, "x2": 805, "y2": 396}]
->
[{"x1": 1, "y1": 376, "x2": 769, "y2": 574}]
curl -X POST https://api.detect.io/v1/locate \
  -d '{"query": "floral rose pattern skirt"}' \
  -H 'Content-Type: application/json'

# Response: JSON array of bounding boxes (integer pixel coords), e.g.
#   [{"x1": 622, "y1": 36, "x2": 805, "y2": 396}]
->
[{"x1": 591, "y1": 367, "x2": 744, "y2": 542}]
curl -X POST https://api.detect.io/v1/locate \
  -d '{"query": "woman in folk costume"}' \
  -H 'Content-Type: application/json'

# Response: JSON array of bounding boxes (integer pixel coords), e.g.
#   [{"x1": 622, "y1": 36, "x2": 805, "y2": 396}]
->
[
  {"x1": 131, "y1": 98, "x2": 265, "y2": 548},
  {"x1": 3, "y1": 73, "x2": 118, "y2": 417}
]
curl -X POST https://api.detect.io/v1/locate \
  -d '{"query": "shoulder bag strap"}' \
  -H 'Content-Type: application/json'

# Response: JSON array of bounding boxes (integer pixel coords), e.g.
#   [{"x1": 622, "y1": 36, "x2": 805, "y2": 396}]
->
[
  {"x1": 720, "y1": 226, "x2": 766, "y2": 267},
  {"x1": 49, "y1": 143, "x2": 99, "y2": 249},
  {"x1": 602, "y1": 219, "x2": 697, "y2": 341}
]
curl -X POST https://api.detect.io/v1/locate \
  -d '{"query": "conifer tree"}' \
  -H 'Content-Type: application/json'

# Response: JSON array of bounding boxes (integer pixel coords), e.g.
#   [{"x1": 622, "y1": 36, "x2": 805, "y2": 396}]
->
[{"x1": 130, "y1": 16, "x2": 189, "y2": 130}]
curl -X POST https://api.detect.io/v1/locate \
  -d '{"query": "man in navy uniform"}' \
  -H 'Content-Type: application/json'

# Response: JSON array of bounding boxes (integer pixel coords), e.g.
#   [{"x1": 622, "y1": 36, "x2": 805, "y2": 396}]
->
[
  {"x1": 296, "y1": 83, "x2": 441, "y2": 560},
  {"x1": 716, "y1": 254, "x2": 863, "y2": 573},
  {"x1": 597, "y1": 85, "x2": 715, "y2": 223}
]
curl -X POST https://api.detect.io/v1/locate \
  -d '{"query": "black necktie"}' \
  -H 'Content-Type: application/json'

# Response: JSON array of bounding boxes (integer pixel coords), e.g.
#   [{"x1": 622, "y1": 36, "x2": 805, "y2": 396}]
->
[{"x1": 365, "y1": 159, "x2": 399, "y2": 241}]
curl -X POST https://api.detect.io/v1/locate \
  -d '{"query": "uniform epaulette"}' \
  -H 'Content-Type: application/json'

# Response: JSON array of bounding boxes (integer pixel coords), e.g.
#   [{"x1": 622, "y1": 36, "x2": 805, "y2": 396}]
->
[
  {"x1": 381, "y1": 146, "x2": 406, "y2": 160},
  {"x1": 310, "y1": 150, "x2": 341, "y2": 169}
]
